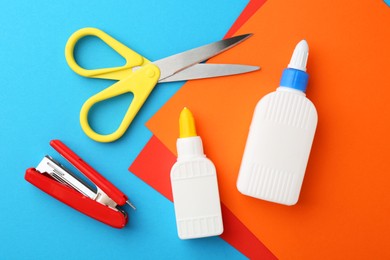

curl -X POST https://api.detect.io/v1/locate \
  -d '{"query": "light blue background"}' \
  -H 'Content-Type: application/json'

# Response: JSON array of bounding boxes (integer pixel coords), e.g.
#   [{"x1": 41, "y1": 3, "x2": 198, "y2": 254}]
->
[{"x1": 0, "y1": 1, "x2": 248, "y2": 259}]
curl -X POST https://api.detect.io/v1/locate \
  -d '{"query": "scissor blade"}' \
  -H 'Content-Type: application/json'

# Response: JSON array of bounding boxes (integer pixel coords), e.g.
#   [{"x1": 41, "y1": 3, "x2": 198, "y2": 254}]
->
[
  {"x1": 158, "y1": 64, "x2": 259, "y2": 83},
  {"x1": 153, "y1": 34, "x2": 253, "y2": 81}
]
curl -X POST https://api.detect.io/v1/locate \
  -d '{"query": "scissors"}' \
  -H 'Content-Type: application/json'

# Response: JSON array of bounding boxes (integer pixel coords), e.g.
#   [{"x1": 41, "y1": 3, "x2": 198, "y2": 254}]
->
[{"x1": 65, "y1": 27, "x2": 259, "y2": 142}]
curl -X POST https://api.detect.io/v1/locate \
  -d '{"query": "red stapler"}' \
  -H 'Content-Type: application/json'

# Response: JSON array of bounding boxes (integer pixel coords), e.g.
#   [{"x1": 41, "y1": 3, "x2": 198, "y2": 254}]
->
[{"x1": 25, "y1": 140, "x2": 135, "y2": 228}]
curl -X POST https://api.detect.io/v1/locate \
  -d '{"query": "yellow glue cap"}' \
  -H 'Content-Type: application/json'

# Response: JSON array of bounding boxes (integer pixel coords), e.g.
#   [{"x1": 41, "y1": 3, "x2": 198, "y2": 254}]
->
[{"x1": 179, "y1": 107, "x2": 197, "y2": 138}]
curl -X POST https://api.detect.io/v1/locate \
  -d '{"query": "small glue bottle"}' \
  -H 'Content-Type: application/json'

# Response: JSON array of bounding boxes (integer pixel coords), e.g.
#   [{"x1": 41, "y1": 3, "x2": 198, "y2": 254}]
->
[
  {"x1": 170, "y1": 108, "x2": 223, "y2": 239},
  {"x1": 237, "y1": 40, "x2": 318, "y2": 205}
]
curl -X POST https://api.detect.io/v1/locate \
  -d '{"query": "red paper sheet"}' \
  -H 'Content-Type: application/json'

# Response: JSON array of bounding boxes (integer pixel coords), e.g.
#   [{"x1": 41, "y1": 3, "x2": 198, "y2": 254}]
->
[
  {"x1": 129, "y1": 1, "x2": 273, "y2": 258},
  {"x1": 129, "y1": 136, "x2": 275, "y2": 259},
  {"x1": 225, "y1": 0, "x2": 267, "y2": 38}
]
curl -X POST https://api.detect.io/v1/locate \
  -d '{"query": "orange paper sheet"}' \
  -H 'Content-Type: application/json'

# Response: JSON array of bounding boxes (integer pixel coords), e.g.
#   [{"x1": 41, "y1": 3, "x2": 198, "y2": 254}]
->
[{"x1": 147, "y1": 0, "x2": 390, "y2": 258}]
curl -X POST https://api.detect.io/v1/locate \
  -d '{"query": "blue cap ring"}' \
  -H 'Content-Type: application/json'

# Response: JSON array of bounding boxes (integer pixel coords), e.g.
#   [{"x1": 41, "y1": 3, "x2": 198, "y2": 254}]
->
[{"x1": 280, "y1": 68, "x2": 309, "y2": 92}]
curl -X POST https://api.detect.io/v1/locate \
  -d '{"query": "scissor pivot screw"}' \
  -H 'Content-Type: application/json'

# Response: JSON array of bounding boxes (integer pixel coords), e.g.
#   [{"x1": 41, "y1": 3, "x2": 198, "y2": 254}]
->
[{"x1": 146, "y1": 68, "x2": 156, "y2": 78}]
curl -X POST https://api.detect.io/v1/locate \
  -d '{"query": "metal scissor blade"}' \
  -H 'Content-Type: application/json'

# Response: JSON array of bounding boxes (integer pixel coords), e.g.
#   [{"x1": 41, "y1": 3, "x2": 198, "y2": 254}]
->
[
  {"x1": 153, "y1": 34, "x2": 253, "y2": 81},
  {"x1": 158, "y1": 63, "x2": 260, "y2": 83}
]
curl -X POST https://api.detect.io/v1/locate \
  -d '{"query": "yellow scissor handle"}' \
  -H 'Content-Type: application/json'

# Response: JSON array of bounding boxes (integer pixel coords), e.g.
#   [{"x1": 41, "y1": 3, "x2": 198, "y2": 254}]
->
[
  {"x1": 65, "y1": 27, "x2": 146, "y2": 80},
  {"x1": 80, "y1": 63, "x2": 160, "y2": 142}
]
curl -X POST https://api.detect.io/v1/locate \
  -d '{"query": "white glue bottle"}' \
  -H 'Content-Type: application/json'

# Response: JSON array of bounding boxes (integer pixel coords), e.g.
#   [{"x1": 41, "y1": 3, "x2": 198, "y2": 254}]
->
[
  {"x1": 170, "y1": 107, "x2": 223, "y2": 239},
  {"x1": 237, "y1": 40, "x2": 317, "y2": 206}
]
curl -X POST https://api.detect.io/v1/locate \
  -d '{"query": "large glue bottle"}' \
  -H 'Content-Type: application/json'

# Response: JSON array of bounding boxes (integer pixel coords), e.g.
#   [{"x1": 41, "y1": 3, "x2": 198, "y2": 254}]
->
[{"x1": 237, "y1": 40, "x2": 317, "y2": 206}]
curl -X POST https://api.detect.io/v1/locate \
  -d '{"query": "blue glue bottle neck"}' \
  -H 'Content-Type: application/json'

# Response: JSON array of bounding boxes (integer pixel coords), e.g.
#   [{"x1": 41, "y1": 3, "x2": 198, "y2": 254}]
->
[
  {"x1": 279, "y1": 39, "x2": 309, "y2": 93},
  {"x1": 279, "y1": 68, "x2": 309, "y2": 93}
]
